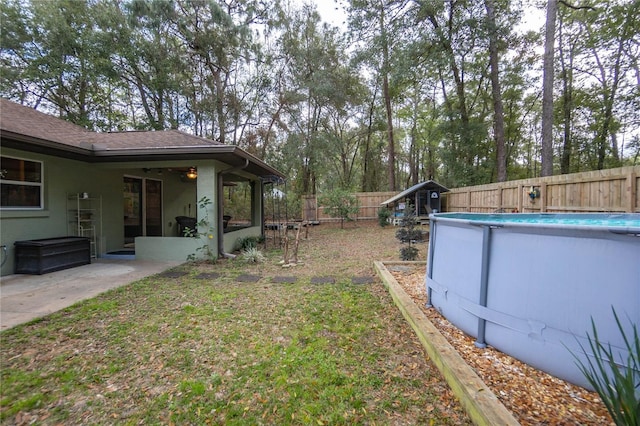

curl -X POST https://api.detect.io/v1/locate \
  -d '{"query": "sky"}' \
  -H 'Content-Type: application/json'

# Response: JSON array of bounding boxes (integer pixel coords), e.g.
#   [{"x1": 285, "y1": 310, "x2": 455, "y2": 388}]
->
[
  {"x1": 301, "y1": 0, "x2": 546, "y2": 34},
  {"x1": 306, "y1": 0, "x2": 348, "y2": 28}
]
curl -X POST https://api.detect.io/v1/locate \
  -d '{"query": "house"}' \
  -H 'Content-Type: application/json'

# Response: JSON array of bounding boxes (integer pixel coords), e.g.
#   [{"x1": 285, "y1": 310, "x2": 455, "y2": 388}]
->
[
  {"x1": 0, "y1": 98, "x2": 285, "y2": 276},
  {"x1": 380, "y1": 180, "x2": 450, "y2": 225}
]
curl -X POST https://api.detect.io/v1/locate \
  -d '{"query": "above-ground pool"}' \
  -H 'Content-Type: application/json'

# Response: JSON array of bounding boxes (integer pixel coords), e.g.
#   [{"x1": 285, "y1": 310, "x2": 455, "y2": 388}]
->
[{"x1": 426, "y1": 213, "x2": 640, "y2": 389}]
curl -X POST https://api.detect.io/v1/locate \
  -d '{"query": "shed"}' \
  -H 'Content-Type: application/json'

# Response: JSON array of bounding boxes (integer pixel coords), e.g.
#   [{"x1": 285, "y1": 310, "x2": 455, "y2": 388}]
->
[{"x1": 381, "y1": 180, "x2": 450, "y2": 220}]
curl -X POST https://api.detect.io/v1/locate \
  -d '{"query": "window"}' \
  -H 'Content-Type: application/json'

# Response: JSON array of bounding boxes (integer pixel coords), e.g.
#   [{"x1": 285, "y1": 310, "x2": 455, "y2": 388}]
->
[{"x1": 1, "y1": 156, "x2": 44, "y2": 209}]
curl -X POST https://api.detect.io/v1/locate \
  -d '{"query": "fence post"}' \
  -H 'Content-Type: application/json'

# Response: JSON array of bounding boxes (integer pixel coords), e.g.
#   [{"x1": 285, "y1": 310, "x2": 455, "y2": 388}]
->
[
  {"x1": 517, "y1": 184, "x2": 523, "y2": 213},
  {"x1": 540, "y1": 182, "x2": 547, "y2": 212},
  {"x1": 628, "y1": 171, "x2": 637, "y2": 213}
]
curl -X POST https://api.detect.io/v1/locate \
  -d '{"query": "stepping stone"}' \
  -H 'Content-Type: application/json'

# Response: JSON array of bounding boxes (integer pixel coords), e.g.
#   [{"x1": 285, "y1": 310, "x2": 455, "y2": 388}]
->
[
  {"x1": 271, "y1": 276, "x2": 297, "y2": 284},
  {"x1": 195, "y1": 272, "x2": 221, "y2": 280},
  {"x1": 236, "y1": 274, "x2": 261, "y2": 283},
  {"x1": 352, "y1": 276, "x2": 375, "y2": 284},
  {"x1": 310, "y1": 276, "x2": 335, "y2": 284},
  {"x1": 158, "y1": 270, "x2": 188, "y2": 278}
]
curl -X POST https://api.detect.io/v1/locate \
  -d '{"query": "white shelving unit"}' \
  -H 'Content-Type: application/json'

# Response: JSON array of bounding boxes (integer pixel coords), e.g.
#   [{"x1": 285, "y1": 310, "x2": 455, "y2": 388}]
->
[{"x1": 67, "y1": 194, "x2": 102, "y2": 258}]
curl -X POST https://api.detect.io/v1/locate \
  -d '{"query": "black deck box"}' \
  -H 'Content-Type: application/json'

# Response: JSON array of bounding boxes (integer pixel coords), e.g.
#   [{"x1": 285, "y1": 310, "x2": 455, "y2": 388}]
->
[{"x1": 14, "y1": 237, "x2": 91, "y2": 274}]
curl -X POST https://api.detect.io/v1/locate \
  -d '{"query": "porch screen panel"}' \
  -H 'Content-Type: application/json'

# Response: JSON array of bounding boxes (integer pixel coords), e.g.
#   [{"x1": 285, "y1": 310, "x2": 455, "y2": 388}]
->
[
  {"x1": 124, "y1": 177, "x2": 142, "y2": 242},
  {"x1": 145, "y1": 179, "x2": 162, "y2": 236}
]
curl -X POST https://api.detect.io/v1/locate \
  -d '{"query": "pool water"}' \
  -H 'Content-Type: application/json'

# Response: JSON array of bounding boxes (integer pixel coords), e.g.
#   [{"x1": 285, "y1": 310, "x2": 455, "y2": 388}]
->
[{"x1": 434, "y1": 213, "x2": 640, "y2": 230}]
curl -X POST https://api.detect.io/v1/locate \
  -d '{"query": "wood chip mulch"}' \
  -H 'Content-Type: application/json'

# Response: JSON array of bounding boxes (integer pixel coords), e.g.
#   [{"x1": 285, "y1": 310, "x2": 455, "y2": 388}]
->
[{"x1": 390, "y1": 265, "x2": 614, "y2": 426}]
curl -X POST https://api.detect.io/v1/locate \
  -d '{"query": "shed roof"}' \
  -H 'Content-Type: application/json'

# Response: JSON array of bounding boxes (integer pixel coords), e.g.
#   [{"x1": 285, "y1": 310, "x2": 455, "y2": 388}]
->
[
  {"x1": 380, "y1": 180, "x2": 450, "y2": 206},
  {"x1": 0, "y1": 98, "x2": 284, "y2": 179}
]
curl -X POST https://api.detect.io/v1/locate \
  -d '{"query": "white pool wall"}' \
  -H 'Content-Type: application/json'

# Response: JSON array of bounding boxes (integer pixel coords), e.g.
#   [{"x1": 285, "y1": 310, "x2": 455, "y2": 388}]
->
[{"x1": 426, "y1": 213, "x2": 640, "y2": 389}]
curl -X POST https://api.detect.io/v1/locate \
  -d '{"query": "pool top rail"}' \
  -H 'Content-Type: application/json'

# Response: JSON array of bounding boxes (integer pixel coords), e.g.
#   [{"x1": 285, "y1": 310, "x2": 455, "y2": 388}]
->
[{"x1": 431, "y1": 212, "x2": 640, "y2": 234}]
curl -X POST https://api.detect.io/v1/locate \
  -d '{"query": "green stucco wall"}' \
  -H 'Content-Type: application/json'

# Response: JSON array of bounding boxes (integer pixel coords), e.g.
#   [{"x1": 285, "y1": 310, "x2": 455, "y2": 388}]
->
[
  {"x1": 0, "y1": 147, "x2": 126, "y2": 275},
  {"x1": 135, "y1": 236, "x2": 203, "y2": 262},
  {"x1": 1, "y1": 147, "x2": 267, "y2": 275}
]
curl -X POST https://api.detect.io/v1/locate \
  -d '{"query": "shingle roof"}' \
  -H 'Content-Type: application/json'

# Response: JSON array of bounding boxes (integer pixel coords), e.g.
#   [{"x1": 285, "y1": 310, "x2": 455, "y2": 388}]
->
[
  {"x1": 0, "y1": 98, "x2": 92, "y2": 146},
  {"x1": 0, "y1": 98, "x2": 284, "y2": 178},
  {"x1": 89, "y1": 129, "x2": 222, "y2": 149},
  {"x1": 0, "y1": 98, "x2": 223, "y2": 149}
]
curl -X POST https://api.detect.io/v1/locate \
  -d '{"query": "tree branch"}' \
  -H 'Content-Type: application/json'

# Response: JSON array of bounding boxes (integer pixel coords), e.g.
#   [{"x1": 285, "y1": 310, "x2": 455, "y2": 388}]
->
[{"x1": 559, "y1": 0, "x2": 596, "y2": 11}]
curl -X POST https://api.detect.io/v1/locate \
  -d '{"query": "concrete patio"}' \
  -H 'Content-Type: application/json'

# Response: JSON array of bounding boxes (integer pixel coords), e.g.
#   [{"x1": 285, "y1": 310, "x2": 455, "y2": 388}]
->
[{"x1": 0, "y1": 258, "x2": 180, "y2": 330}]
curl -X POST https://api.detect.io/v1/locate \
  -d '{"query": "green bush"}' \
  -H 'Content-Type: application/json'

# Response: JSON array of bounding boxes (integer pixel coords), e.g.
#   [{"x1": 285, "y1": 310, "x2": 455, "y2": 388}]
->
[
  {"x1": 378, "y1": 208, "x2": 391, "y2": 227},
  {"x1": 395, "y1": 204, "x2": 420, "y2": 260},
  {"x1": 573, "y1": 308, "x2": 640, "y2": 426},
  {"x1": 237, "y1": 236, "x2": 261, "y2": 251},
  {"x1": 399, "y1": 245, "x2": 419, "y2": 261},
  {"x1": 395, "y1": 228, "x2": 423, "y2": 243},
  {"x1": 241, "y1": 247, "x2": 266, "y2": 263}
]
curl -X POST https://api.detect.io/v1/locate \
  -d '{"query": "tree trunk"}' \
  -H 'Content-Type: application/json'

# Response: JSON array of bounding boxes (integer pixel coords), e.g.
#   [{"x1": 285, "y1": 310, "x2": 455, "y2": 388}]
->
[
  {"x1": 214, "y1": 70, "x2": 226, "y2": 144},
  {"x1": 382, "y1": 70, "x2": 396, "y2": 192},
  {"x1": 361, "y1": 90, "x2": 377, "y2": 192},
  {"x1": 260, "y1": 102, "x2": 284, "y2": 158},
  {"x1": 558, "y1": 20, "x2": 573, "y2": 174},
  {"x1": 380, "y1": 9, "x2": 396, "y2": 191},
  {"x1": 541, "y1": 0, "x2": 557, "y2": 177},
  {"x1": 485, "y1": 0, "x2": 507, "y2": 182},
  {"x1": 410, "y1": 118, "x2": 418, "y2": 185}
]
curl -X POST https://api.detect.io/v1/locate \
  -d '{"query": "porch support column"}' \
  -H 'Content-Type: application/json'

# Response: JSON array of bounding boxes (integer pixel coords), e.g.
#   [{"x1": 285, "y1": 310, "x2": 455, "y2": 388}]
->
[
  {"x1": 251, "y1": 180, "x2": 262, "y2": 226},
  {"x1": 196, "y1": 165, "x2": 218, "y2": 260}
]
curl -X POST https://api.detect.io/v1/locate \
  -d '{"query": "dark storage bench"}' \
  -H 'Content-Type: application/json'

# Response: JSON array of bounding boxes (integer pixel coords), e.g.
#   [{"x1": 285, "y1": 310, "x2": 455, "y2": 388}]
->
[{"x1": 14, "y1": 237, "x2": 91, "y2": 274}]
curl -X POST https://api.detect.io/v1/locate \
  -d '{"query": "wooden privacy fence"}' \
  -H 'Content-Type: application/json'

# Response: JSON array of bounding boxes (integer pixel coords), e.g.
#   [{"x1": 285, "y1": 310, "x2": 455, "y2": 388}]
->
[
  {"x1": 300, "y1": 166, "x2": 639, "y2": 222},
  {"x1": 443, "y1": 166, "x2": 640, "y2": 214},
  {"x1": 302, "y1": 192, "x2": 396, "y2": 222}
]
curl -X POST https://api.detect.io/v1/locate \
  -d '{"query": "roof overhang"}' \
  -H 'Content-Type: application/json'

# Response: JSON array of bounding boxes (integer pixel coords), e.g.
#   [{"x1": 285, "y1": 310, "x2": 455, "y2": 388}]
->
[
  {"x1": 1, "y1": 131, "x2": 92, "y2": 161},
  {"x1": 1, "y1": 132, "x2": 284, "y2": 179},
  {"x1": 381, "y1": 180, "x2": 450, "y2": 206}
]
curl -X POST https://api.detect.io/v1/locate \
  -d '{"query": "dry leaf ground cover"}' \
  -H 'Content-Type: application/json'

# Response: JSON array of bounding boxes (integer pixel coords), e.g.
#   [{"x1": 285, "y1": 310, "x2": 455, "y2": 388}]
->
[{"x1": 1, "y1": 221, "x2": 611, "y2": 425}]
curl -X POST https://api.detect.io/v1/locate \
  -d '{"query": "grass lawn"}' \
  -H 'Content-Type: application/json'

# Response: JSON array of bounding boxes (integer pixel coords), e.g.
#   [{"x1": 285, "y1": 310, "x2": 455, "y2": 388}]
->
[{"x1": 1, "y1": 222, "x2": 469, "y2": 425}]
